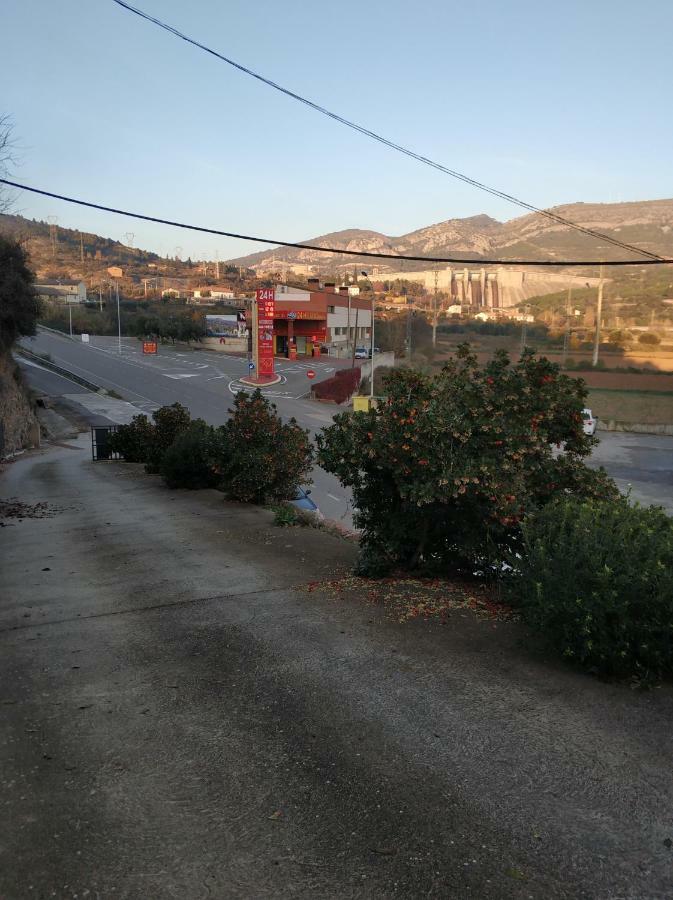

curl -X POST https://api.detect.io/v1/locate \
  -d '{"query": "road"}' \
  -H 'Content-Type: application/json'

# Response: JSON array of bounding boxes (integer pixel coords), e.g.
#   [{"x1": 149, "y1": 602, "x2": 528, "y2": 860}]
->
[
  {"x1": 20, "y1": 329, "x2": 355, "y2": 526},
  {"x1": 20, "y1": 328, "x2": 673, "y2": 516}
]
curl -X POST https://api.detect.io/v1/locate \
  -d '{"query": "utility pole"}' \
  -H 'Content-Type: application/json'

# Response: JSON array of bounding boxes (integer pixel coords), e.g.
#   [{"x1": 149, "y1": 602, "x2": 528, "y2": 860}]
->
[
  {"x1": 347, "y1": 288, "x2": 352, "y2": 358},
  {"x1": 215, "y1": 251, "x2": 220, "y2": 280},
  {"x1": 68, "y1": 304, "x2": 73, "y2": 338},
  {"x1": 350, "y1": 306, "x2": 360, "y2": 368},
  {"x1": 79, "y1": 231, "x2": 84, "y2": 264},
  {"x1": 407, "y1": 302, "x2": 413, "y2": 358},
  {"x1": 520, "y1": 305, "x2": 530, "y2": 355},
  {"x1": 562, "y1": 282, "x2": 573, "y2": 367},
  {"x1": 432, "y1": 268, "x2": 438, "y2": 348},
  {"x1": 592, "y1": 264, "x2": 605, "y2": 367},
  {"x1": 115, "y1": 280, "x2": 122, "y2": 355},
  {"x1": 370, "y1": 292, "x2": 375, "y2": 399},
  {"x1": 47, "y1": 215, "x2": 58, "y2": 258}
]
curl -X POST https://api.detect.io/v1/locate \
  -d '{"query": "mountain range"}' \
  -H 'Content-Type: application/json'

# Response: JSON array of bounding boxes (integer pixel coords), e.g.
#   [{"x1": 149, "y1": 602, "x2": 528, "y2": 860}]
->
[{"x1": 228, "y1": 199, "x2": 673, "y2": 274}]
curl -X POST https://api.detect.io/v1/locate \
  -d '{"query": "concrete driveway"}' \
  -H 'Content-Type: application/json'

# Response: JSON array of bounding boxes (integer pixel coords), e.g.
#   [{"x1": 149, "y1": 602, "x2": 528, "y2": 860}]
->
[{"x1": 2, "y1": 438, "x2": 673, "y2": 899}]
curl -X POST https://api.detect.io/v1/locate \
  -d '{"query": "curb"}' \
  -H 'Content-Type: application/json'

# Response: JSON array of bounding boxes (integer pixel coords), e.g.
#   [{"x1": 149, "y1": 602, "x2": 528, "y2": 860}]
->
[{"x1": 598, "y1": 420, "x2": 673, "y2": 436}]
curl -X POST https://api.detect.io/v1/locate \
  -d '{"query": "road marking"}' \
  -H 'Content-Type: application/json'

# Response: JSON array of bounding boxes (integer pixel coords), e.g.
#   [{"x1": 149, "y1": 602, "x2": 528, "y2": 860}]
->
[
  {"x1": 327, "y1": 493, "x2": 343, "y2": 503},
  {"x1": 163, "y1": 373, "x2": 200, "y2": 379}
]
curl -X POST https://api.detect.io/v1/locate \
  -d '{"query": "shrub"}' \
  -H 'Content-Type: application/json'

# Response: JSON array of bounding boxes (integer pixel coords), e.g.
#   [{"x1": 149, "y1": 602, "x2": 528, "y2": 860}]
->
[
  {"x1": 108, "y1": 403, "x2": 192, "y2": 471},
  {"x1": 272, "y1": 504, "x2": 299, "y2": 527},
  {"x1": 0, "y1": 235, "x2": 40, "y2": 351},
  {"x1": 638, "y1": 332, "x2": 661, "y2": 346},
  {"x1": 318, "y1": 346, "x2": 619, "y2": 576},
  {"x1": 145, "y1": 402, "x2": 192, "y2": 473},
  {"x1": 222, "y1": 389, "x2": 314, "y2": 503},
  {"x1": 511, "y1": 497, "x2": 673, "y2": 680},
  {"x1": 313, "y1": 368, "x2": 362, "y2": 404},
  {"x1": 108, "y1": 413, "x2": 154, "y2": 462},
  {"x1": 160, "y1": 420, "x2": 221, "y2": 489}
]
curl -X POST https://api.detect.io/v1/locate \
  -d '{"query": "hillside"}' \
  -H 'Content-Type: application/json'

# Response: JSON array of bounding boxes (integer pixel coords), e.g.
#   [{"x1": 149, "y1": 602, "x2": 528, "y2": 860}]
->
[
  {"x1": 228, "y1": 199, "x2": 673, "y2": 273},
  {"x1": 0, "y1": 214, "x2": 247, "y2": 295}
]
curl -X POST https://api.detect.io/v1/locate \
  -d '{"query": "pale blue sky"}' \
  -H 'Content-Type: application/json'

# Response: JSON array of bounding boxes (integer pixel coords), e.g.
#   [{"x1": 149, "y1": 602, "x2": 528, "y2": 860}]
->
[{"x1": 4, "y1": 0, "x2": 673, "y2": 260}]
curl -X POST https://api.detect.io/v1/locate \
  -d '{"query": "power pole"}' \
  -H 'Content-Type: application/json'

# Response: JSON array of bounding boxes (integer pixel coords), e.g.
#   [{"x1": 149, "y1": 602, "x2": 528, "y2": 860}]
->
[
  {"x1": 562, "y1": 282, "x2": 573, "y2": 367},
  {"x1": 592, "y1": 264, "x2": 605, "y2": 368},
  {"x1": 79, "y1": 231, "x2": 84, "y2": 264},
  {"x1": 432, "y1": 267, "x2": 438, "y2": 348},
  {"x1": 47, "y1": 215, "x2": 58, "y2": 258},
  {"x1": 116, "y1": 280, "x2": 122, "y2": 355},
  {"x1": 215, "y1": 251, "x2": 220, "y2": 280}
]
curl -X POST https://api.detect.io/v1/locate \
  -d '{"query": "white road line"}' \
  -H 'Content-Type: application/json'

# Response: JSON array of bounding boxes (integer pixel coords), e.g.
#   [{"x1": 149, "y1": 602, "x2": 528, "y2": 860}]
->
[{"x1": 327, "y1": 493, "x2": 343, "y2": 503}]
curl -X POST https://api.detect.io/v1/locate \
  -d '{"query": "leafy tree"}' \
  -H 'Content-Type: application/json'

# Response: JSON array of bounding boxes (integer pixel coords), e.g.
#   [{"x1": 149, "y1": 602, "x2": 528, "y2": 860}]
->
[
  {"x1": 317, "y1": 346, "x2": 618, "y2": 575},
  {"x1": 221, "y1": 389, "x2": 313, "y2": 503},
  {"x1": 638, "y1": 332, "x2": 661, "y2": 346},
  {"x1": 0, "y1": 235, "x2": 40, "y2": 351},
  {"x1": 607, "y1": 329, "x2": 632, "y2": 347}
]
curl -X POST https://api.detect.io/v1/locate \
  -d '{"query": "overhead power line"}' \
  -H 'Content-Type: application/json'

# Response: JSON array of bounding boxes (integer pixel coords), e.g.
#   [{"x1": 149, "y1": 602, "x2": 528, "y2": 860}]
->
[
  {"x1": 110, "y1": 0, "x2": 665, "y2": 263},
  {"x1": 2, "y1": 178, "x2": 671, "y2": 267}
]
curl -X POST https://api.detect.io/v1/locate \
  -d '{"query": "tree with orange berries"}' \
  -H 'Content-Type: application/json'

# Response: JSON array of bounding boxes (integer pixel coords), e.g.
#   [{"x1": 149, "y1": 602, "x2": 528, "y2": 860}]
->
[{"x1": 317, "y1": 345, "x2": 618, "y2": 575}]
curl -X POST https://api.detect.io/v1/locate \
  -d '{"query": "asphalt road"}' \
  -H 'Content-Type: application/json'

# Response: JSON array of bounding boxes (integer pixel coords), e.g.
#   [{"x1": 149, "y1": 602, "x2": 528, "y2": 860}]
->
[
  {"x1": 20, "y1": 329, "x2": 355, "y2": 526},
  {"x1": 20, "y1": 328, "x2": 673, "y2": 516}
]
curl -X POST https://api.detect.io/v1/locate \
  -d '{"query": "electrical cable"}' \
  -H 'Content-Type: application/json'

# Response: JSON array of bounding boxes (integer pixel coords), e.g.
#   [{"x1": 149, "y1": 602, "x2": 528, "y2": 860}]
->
[
  {"x1": 3, "y1": 178, "x2": 671, "y2": 267},
  {"x1": 109, "y1": 0, "x2": 665, "y2": 263}
]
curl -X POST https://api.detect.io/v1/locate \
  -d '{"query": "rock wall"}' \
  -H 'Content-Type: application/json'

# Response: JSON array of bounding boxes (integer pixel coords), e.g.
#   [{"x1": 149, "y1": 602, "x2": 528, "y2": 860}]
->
[{"x1": 0, "y1": 352, "x2": 39, "y2": 457}]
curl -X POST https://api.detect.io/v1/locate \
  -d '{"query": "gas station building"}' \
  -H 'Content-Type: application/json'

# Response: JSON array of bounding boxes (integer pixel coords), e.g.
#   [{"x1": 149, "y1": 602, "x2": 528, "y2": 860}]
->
[{"x1": 274, "y1": 280, "x2": 372, "y2": 357}]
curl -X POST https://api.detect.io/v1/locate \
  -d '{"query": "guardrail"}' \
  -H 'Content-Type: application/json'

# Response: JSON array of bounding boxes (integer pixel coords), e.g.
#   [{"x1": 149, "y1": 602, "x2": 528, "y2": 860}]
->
[{"x1": 16, "y1": 347, "x2": 102, "y2": 393}]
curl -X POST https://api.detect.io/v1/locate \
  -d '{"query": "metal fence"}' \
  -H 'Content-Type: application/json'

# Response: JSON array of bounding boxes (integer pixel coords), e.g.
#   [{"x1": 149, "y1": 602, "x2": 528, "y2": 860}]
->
[{"x1": 91, "y1": 425, "x2": 120, "y2": 461}]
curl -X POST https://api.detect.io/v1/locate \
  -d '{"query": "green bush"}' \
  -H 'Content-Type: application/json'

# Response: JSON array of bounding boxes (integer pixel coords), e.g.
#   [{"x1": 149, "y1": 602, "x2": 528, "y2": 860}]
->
[
  {"x1": 638, "y1": 332, "x2": 661, "y2": 346},
  {"x1": 511, "y1": 497, "x2": 673, "y2": 679},
  {"x1": 108, "y1": 413, "x2": 154, "y2": 462},
  {"x1": 318, "y1": 346, "x2": 618, "y2": 576},
  {"x1": 108, "y1": 403, "x2": 192, "y2": 471},
  {"x1": 223, "y1": 389, "x2": 314, "y2": 504},
  {"x1": 145, "y1": 402, "x2": 192, "y2": 473},
  {"x1": 160, "y1": 421, "x2": 222, "y2": 489}
]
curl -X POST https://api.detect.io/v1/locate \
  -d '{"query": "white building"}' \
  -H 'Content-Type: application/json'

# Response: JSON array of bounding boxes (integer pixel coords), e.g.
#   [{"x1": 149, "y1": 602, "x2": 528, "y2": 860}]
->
[{"x1": 35, "y1": 280, "x2": 87, "y2": 304}]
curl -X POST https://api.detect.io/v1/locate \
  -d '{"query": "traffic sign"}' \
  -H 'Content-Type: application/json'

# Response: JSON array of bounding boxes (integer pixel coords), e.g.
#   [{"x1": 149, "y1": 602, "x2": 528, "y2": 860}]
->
[
  {"x1": 248, "y1": 361, "x2": 255, "y2": 371},
  {"x1": 306, "y1": 369, "x2": 316, "y2": 380}
]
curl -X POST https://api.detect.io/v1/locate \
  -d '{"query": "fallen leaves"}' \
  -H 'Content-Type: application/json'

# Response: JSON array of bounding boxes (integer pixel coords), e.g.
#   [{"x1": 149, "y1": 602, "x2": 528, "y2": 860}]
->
[{"x1": 305, "y1": 575, "x2": 514, "y2": 624}]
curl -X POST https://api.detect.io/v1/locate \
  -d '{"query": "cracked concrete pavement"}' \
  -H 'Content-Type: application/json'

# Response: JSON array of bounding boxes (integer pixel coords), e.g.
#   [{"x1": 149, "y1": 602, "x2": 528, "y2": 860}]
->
[{"x1": 2, "y1": 437, "x2": 673, "y2": 899}]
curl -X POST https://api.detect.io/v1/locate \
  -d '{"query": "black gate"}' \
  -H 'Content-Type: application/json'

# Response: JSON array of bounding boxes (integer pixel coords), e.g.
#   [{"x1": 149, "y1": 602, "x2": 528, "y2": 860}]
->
[{"x1": 91, "y1": 425, "x2": 120, "y2": 461}]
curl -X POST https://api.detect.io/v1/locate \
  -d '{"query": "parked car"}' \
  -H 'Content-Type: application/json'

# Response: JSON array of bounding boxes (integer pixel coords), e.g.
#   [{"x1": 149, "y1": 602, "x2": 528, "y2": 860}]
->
[
  {"x1": 354, "y1": 347, "x2": 368, "y2": 359},
  {"x1": 289, "y1": 487, "x2": 324, "y2": 522},
  {"x1": 367, "y1": 347, "x2": 381, "y2": 358},
  {"x1": 582, "y1": 408, "x2": 597, "y2": 436}
]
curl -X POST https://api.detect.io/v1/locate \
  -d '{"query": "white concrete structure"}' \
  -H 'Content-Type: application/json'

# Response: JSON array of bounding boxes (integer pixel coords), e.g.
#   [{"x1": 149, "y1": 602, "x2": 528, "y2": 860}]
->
[{"x1": 35, "y1": 280, "x2": 87, "y2": 304}]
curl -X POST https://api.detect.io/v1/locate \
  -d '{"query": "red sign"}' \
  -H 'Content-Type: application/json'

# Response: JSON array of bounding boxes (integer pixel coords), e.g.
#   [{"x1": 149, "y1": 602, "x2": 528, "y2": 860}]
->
[
  {"x1": 256, "y1": 288, "x2": 275, "y2": 378},
  {"x1": 142, "y1": 341, "x2": 158, "y2": 355},
  {"x1": 306, "y1": 369, "x2": 316, "y2": 380}
]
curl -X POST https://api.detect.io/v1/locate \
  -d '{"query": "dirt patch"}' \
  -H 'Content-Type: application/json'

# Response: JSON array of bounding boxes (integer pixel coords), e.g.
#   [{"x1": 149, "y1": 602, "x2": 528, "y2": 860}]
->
[
  {"x1": 305, "y1": 574, "x2": 514, "y2": 624},
  {"x1": 0, "y1": 497, "x2": 64, "y2": 525}
]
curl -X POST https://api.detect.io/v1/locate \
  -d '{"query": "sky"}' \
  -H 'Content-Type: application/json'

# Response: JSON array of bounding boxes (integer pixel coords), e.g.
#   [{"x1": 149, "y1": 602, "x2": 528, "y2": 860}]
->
[{"x1": 3, "y1": 0, "x2": 673, "y2": 262}]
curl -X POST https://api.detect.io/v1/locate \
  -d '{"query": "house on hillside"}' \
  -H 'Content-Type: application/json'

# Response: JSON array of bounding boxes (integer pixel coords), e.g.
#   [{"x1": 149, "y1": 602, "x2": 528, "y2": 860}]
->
[{"x1": 192, "y1": 287, "x2": 236, "y2": 301}]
